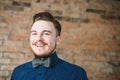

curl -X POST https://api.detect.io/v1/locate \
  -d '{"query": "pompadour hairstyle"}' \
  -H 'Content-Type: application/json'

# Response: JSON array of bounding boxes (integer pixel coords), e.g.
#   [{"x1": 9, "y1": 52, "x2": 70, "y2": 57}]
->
[{"x1": 32, "y1": 12, "x2": 61, "y2": 36}]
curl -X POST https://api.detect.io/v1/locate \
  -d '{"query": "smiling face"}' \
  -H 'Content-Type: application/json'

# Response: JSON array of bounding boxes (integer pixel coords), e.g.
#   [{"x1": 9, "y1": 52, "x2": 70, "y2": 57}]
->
[{"x1": 30, "y1": 20, "x2": 61, "y2": 58}]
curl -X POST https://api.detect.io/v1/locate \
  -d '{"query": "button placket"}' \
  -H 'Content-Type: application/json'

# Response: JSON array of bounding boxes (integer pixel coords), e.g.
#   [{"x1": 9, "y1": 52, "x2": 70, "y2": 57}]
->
[{"x1": 35, "y1": 66, "x2": 48, "y2": 80}]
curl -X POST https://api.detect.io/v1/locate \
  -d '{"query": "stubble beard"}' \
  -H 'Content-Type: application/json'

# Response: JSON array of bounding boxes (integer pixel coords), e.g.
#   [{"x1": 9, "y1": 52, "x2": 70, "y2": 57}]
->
[{"x1": 33, "y1": 42, "x2": 57, "y2": 58}]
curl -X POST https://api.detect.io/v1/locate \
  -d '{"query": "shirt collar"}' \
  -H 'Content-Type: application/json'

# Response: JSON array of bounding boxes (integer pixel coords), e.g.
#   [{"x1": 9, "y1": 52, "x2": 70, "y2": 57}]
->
[
  {"x1": 32, "y1": 52, "x2": 59, "y2": 68},
  {"x1": 50, "y1": 52, "x2": 59, "y2": 68}
]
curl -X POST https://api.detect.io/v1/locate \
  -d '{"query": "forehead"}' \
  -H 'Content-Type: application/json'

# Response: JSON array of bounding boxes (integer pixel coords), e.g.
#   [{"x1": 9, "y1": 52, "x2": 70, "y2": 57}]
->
[{"x1": 31, "y1": 20, "x2": 55, "y2": 31}]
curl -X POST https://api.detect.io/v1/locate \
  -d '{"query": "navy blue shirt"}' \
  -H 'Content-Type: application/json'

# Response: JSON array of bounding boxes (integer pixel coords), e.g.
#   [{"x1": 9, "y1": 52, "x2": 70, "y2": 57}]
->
[{"x1": 11, "y1": 52, "x2": 88, "y2": 80}]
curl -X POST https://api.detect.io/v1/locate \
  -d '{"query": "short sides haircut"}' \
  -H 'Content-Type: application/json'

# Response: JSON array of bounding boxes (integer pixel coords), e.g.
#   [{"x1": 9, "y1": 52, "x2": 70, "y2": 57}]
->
[{"x1": 32, "y1": 12, "x2": 61, "y2": 36}]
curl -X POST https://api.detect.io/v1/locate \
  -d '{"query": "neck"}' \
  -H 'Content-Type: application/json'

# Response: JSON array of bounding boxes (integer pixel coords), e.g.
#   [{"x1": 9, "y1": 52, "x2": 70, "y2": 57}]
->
[{"x1": 34, "y1": 51, "x2": 56, "y2": 59}]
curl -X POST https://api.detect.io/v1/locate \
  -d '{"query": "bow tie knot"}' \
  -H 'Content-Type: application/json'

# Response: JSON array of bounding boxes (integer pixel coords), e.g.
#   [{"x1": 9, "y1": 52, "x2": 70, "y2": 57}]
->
[{"x1": 32, "y1": 57, "x2": 51, "y2": 68}]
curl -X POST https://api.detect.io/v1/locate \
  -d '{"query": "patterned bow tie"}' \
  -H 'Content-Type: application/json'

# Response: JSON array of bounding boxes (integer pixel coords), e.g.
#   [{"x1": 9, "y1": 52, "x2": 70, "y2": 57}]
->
[{"x1": 32, "y1": 57, "x2": 51, "y2": 68}]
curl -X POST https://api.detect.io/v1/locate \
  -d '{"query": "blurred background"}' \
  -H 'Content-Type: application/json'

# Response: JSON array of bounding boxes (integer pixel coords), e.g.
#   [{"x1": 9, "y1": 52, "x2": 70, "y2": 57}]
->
[{"x1": 0, "y1": 0, "x2": 120, "y2": 80}]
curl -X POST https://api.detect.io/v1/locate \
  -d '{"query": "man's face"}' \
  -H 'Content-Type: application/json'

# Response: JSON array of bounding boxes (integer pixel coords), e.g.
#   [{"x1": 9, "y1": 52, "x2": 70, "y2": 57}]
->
[{"x1": 30, "y1": 20, "x2": 61, "y2": 58}]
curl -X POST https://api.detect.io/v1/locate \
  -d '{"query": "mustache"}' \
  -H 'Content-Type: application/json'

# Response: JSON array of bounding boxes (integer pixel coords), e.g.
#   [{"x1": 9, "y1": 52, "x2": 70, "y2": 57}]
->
[{"x1": 32, "y1": 40, "x2": 48, "y2": 46}]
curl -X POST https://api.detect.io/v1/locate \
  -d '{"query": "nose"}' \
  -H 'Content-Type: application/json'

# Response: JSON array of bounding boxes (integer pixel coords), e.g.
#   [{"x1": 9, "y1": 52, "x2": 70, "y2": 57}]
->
[{"x1": 36, "y1": 34, "x2": 44, "y2": 41}]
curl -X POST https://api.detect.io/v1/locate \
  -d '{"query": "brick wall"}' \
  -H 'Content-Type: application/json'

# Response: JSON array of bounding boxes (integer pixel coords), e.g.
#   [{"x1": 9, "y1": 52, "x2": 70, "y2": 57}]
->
[{"x1": 0, "y1": 0, "x2": 120, "y2": 80}]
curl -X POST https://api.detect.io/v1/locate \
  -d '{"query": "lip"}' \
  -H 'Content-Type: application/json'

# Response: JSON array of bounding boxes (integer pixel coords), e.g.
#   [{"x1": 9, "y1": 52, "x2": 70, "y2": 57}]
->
[
  {"x1": 32, "y1": 40, "x2": 48, "y2": 48},
  {"x1": 36, "y1": 44, "x2": 44, "y2": 47}
]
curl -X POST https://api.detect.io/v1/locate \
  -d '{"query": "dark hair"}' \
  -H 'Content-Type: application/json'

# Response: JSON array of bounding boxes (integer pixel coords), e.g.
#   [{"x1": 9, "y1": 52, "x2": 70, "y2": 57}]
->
[{"x1": 32, "y1": 12, "x2": 61, "y2": 36}]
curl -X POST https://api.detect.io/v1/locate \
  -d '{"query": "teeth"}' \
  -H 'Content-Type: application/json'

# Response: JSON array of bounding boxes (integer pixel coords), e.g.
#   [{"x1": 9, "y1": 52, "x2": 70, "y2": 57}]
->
[
  {"x1": 36, "y1": 45, "x2": 43, "y2": 47},
  {"x1": 36, "y1": 42, "x2": 43, "y2": 47}
]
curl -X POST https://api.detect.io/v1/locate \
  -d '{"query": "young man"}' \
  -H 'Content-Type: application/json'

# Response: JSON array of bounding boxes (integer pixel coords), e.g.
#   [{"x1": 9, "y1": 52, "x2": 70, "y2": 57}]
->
[{"x1": 11, "y1": 12, "x2": 88, "y2": 80}]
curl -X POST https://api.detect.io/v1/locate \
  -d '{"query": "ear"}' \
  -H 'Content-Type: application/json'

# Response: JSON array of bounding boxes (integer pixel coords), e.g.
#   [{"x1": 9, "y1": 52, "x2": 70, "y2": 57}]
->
[{"x1": 56, "y1": 36, "x2": 62, "y2": 45}]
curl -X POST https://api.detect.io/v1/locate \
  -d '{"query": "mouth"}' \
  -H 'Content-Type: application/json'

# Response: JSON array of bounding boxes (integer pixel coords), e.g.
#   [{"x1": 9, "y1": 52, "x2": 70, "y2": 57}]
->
[
  {"x1": 32, "y1": 41, "x2": 47, "y2": 47},
  {"x1": 36, "y1": 43, "x2": 44, "y2": 47}
]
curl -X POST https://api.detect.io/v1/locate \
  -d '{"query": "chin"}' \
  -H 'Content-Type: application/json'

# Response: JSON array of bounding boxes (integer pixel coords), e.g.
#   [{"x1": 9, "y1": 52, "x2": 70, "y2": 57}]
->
[{"x1": 34, "y1": 53, "x2": 49, "y2": 58}]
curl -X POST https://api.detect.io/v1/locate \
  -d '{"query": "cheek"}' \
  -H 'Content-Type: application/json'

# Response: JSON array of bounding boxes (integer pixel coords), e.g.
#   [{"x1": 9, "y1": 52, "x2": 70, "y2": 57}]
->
[
  {"x1": 29, "y1": 36, "x2": 35, "y2": 44},
  {"x1": 30, "y1": 35, "x2": 36, "y2": 40},
  {"x1": 29, "y1": 36, "x2": 32, "y2": 42},
  {"x1": 49, "y1": 38, "x2": 56, "y2": 45}
]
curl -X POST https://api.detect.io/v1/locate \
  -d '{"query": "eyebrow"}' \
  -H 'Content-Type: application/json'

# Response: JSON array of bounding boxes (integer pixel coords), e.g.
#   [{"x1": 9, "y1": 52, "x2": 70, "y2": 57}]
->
[
  {"x1": 31, "y1": 30, "x2": 36, "y2": 32},
  {"x1": 31, "y1": 30, "x2": 52, "y2": 33}
]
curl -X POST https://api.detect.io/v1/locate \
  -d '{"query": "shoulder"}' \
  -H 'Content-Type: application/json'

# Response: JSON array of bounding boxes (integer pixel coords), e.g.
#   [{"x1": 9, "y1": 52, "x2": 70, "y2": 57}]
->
[
  {"x1": 14, "y1": 61, "x2": 32, "y2": 71},
  {"x1": 59, "y1": 59, "x2": 85, "y2": 71},
  {"x1": 59, "y1": 59, "x2": 88, "y2": 80},
  {"x1": 11, "y1": 61, "x2": 32, "y2": 79}
]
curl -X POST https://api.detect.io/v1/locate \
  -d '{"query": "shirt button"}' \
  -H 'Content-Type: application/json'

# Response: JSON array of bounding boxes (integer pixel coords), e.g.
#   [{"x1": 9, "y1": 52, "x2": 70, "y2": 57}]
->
[{"x1": 39, "y1": 73, "x2": 41, "y2": 76}]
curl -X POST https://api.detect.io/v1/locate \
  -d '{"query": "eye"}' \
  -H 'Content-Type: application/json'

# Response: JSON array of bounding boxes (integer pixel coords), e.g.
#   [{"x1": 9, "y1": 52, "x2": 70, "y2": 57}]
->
[
  {"x1": 31, "y1": 32, "x2": 37, "y2": 35},
  {"x1": 44, "y1": 32, "x2": 50, "y2": 35}
]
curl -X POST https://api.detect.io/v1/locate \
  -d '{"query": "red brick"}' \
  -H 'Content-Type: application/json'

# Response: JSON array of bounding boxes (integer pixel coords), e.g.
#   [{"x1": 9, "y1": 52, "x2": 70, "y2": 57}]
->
[
  {"x1": 81, "y1": 44, "x2": 99, "y2": 50},
  {"x1": 0, "y1": 71, "x2": 9, "y2": 77},
  {"x1": 0, "y1": 28, "x2": 10, "y2": 34},
  {"x1": 0, "y1": 46, "x2": 19, "y2": 52},
  {"x1": 25, "y1": 53, "x2": 34, "y2": 60},
  {"x1": 105, "y1": 75, "x2": 118, "y2": 80},
  {"x1": 84, "y1": 61, "x2": 104, "y2": 69},
  {"x1": 87, "y1": 40, "x2": 103, "y2": 45},
  {"x1": 0, "y1": 78, "x2": 5, "y2": 80},
  {"x1": 109, "y1": 20, "x2": 120, "y2": 24},
  {"x1": 90, "y1": 19, "x2": 104, "y2": 24},
  {"x1": 94, "y1": 55, "x2": 110, "y2": 61},
  {"x1": 20, "y1": 47, "x2": 32, "y2": 53},
  {"x1": 111, "y1": 57, "x2": 120, "y2": 61},
  {"x1": 62, "y1": 44, "x2": 80, "y2": 49},
  {"x1": 0, "y1": 65, "x2": 16, "y2": 71},
  {"x1": 0, "y1": 58, "x2": 11, "y2": 64},
  {"x1": 6, "y1": 78, "x2": 11, "y2": 80},
  {"x1": 100, "y1": 45, "x2": 120, "y2": 51},
  {"x1": 6, "y1": 16, "x2": 24, "y2": 22},
  {"x1": 11, "y1": 58, "x2": 26, "y2": 64},
  {"x1": 84, "y1": 13, "x2": 100, "y2": 19},
  {"x1": 0, "y1": 40, "x2": 3, "y2": 45},
  {"x1": 0, "y1": 52, "x2": 2, "y2": 58},
  {"x1": 4, "y1": 40, "x2": 23, "y2": 47},
  {"x1": 3, "y1": 52, "x2": 24, "y2": 59},
  {"x1": 9, "y1": 35, "x2": 28, "y2": 41},
  {"x1": 0, "y1": 34, "x2": 8, "y2": 40},
  {"x1": 95, "y1": 73, "x2": 107, "y2": 78},
  {"x1": 101, "y1": 67, "x2": 113, "y2": 74},
  {"x1": 62, "y1": 21, "x2": 80, "y2": 28}
]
